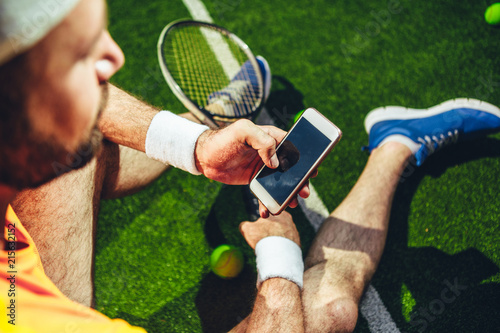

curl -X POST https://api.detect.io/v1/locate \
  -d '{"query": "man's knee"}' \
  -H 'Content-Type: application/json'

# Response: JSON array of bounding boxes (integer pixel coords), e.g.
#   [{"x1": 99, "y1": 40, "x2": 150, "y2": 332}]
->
[
  {"x1": 304, "y1": 298, "x2": 358, "y2": 333},
  {"x1": 327, "y1": 298, "x2": 358, "y2": 333}
]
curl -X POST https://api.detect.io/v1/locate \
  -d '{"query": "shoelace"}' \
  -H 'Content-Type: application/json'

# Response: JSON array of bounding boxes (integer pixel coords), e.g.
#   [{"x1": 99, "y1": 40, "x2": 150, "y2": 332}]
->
[{"x1": 417, "y1": 129, "x2": 459, "y2": 154}]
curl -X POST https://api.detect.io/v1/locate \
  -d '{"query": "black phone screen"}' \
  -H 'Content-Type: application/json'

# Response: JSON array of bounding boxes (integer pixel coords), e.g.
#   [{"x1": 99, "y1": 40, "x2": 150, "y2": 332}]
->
[{"x1": 256, "y1": 117, "x2": 331, "y2": 205}]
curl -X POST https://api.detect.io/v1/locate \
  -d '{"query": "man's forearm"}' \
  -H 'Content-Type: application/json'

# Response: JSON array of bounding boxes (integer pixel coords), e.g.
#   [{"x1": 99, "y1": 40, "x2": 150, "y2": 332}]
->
[
  {"x1": 101, "y1": 84, "x2": 203, "y2": 151},
  {"x1": 97, "y1": 84, "x2": 170, "y2": 199},
  {"x1": 247, "y1": 278, "x2": 304, "y2": 332},
  {"x1": 99, "y1": 84, "x2": 159, "y2": 152}
]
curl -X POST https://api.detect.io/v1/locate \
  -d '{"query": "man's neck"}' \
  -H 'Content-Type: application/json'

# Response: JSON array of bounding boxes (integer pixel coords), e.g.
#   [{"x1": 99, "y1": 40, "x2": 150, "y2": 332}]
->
[{"x1": 0, "y1": 185, "x2": 18, "y2": 249}]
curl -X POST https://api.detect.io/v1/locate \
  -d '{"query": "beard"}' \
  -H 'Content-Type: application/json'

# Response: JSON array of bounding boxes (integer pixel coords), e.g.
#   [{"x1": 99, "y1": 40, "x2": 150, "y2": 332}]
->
[{"x1": 0, "y1": 84, "x2": 108, "y2": 190}]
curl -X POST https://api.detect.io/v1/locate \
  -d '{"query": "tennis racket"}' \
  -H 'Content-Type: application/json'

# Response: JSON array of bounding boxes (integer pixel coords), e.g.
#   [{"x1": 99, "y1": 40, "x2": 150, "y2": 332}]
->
[{"x1": 157, "y1": 19, "x2": 265, "y2": 129}]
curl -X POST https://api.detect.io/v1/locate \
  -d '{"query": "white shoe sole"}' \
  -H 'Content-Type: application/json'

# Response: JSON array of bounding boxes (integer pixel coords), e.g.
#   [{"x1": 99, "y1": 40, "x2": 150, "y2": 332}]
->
[{"x1": 364, "y1": 98, "x2": 500, "y2": 134}]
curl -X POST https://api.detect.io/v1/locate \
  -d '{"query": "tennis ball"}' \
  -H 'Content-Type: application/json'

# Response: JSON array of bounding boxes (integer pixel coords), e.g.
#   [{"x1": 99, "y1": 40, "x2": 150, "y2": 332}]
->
[
  {"x1": 210, "y1": 245, "x2": 244, "y2": 279},
  {"x1": 293, "y1": 109, "x2": 306, "y2": 124},
  {"x1": 485, "y1": 3, "x2": 500, "y2": 25}
]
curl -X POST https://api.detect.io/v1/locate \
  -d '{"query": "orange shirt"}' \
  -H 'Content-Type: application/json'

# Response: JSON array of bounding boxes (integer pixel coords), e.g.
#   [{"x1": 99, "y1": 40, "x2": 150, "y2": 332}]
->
[{"x1": 0, "y1": 206, "x2": 146, "y2": 332}]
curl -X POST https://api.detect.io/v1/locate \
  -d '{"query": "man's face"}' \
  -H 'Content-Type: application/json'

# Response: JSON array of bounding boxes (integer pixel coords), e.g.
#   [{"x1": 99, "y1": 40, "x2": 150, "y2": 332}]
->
[{"x1": 1, "y1": 0, "x2": 124, "y2": 189}]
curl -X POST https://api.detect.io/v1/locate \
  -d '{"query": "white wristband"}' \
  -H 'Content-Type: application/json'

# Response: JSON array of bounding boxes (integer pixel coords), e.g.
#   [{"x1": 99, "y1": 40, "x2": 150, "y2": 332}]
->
[
  {"x1": 255, "y1": 236, "x2": 304, "y2": 289},
  {"x1": 145, "y1": 111, "x2": 209, "y2": 175}
]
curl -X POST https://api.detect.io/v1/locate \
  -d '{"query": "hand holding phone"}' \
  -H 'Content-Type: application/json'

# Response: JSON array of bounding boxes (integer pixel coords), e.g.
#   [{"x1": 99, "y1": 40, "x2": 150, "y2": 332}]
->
[{"x1": 250, "y1": 108, "x2": 342, "y2": 216}]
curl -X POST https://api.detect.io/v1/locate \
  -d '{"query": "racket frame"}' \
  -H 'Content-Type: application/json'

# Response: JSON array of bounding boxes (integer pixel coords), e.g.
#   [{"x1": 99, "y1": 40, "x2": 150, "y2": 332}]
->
[{"x1": 157, "y1": 19, "x2": 264, "y2": 129}]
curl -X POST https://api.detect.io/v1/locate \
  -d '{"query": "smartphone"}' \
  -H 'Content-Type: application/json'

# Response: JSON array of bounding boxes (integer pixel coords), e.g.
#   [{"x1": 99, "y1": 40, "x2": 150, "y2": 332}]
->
[{"x1": 250, "y1": 108, "x2": 342, "y2": 215}]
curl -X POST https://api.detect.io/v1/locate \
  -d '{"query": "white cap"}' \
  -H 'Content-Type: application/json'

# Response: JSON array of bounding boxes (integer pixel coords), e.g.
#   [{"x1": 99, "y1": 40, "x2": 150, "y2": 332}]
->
[{"x1": 0, "y1": 0, "x2": 81, "y2": 66}]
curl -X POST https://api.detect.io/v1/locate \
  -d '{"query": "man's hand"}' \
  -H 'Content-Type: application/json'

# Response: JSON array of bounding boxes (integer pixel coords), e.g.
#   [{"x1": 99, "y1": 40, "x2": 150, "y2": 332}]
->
[
  {"x1": 236, "y1": 211, "x2": 305, "y2": 332},
  {"x1": 239, "y1": 211, "x2": 300, "y2": 249},
  {"x1": 195, "y1": 119, "x2": 283, "y2": 184}
]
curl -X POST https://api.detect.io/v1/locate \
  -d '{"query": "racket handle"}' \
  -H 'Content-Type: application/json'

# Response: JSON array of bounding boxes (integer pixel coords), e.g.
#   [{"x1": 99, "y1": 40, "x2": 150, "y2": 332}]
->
[
  {"x1": 201, "y1": 115, "x2": 219, "y2": 129},
  {"x1": 190, "y1": 108, "x2": 219, "y2": 129}
]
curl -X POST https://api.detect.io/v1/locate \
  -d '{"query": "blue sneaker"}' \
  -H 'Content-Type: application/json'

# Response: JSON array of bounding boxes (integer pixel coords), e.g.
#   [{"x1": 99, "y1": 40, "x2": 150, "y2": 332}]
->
[
  {"x1": 363, "y1": 98, "x2": 500, "y2": 166},
  {"x1": 230, "y1": 55, "x2": 271, "y2": 101},
  {"x1": 256, "y1": 55, "x2": 271, "y2": 102},
  {"x1": 207, "y1": 56, "x2": 271, "y2": 117}
]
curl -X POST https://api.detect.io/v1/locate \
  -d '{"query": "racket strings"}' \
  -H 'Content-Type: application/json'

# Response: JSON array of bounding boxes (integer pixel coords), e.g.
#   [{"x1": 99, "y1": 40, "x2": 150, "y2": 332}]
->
[
  {"x1": 163, "y1": 25, "x2": 262, "y2": 120},
  {"x1": 222, "y1": 37, "x2": 257, "y2": 117},
  {"x1": 176, "y1": 28, "x2": 224, "y2": 105},
  {"x1": 237, "y1": 58, "x2": 259, "y2": 116},
  {"x1": 169, "y1": 26, "x2": 228, "y2": 108}
]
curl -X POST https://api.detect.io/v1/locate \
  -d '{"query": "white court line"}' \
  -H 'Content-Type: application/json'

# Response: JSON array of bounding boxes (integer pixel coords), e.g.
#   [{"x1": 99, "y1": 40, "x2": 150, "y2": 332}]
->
[
  {"x1": 181, "y1": 0, "x2": 400, "y2": 331},
  {"x1": 181, "y1": 0, "x2": 241, "y2": 79},
  {"x1": 181, "y1": 0, "x2": 213, "y2": 22},
  {"x1": 298, "y1": 186, "x2": 330, "y2": 232},
  {"x1": 361, "y1": 285, "x2": 401, "y2": 333}
]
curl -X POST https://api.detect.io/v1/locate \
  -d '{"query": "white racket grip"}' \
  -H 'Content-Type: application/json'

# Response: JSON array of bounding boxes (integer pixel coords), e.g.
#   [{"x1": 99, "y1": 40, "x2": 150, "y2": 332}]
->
[
  {"x1": 145, "y1": 111, "x2": 209, "y2": 175},
  {"x1": 255, "y1": 236, "x2": 304, "y2": 289}
]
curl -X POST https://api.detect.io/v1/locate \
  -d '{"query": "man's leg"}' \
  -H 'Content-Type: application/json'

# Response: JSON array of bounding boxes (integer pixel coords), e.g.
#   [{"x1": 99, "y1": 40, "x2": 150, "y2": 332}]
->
[
  {"x1": 302, "y1": 98, "x2": 500, "y2": 332},
  {"x1": 302, "y1": 142, "x2": 411, "y2": 332}
]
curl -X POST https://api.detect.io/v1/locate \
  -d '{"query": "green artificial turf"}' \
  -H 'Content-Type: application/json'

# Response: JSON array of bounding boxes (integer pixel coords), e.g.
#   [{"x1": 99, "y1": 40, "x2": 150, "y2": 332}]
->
[{"x1": 96, "y1": 0, "x2": 500, "y2": 332}]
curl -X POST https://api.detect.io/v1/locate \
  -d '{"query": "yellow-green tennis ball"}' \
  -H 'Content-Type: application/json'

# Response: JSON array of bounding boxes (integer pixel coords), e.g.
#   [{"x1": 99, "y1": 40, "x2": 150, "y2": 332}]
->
[
  {"x1": 485, "y1": 3, "x2": 500, "y2": 25},
  {"x1": 210, "y1": 245, "x2": 244, "y2": 279},
  {"x1": 293, "y1": 109, "x2": 306, "y2": 124}
]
